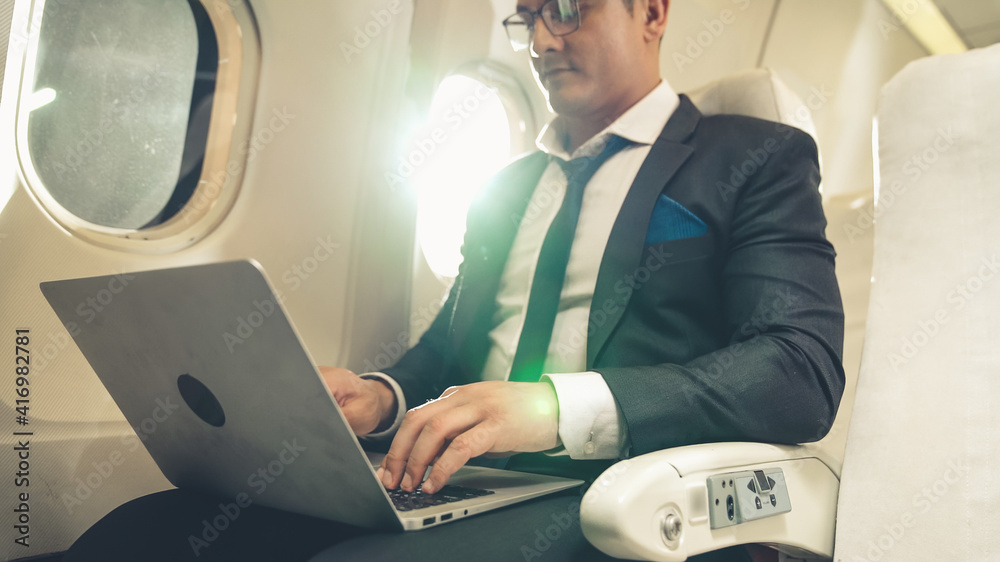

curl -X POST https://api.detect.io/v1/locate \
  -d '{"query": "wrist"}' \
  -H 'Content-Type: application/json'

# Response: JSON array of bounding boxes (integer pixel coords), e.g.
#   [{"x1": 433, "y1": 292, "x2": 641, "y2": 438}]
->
[
  {"x1": 367, "y1": 378, "x2": 398, "y2": 433},
  {"x1": 539, "y1": 380, "x2": 561, "y2": 448},
  {"x1": 517, "y1": 381, "x2": 560, "y2": 451}
]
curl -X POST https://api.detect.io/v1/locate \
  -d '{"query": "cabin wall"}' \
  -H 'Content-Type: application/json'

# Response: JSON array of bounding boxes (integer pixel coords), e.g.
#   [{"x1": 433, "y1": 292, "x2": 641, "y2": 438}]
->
[{"x1": 0, "y1": 1, "x2": 415, "y2": 558}]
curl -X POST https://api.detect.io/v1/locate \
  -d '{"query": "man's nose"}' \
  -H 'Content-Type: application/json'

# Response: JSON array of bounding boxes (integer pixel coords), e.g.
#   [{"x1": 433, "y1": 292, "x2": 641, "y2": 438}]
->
[{"x1": 529, "y1": 19, "x2": 561, "y2": 58}]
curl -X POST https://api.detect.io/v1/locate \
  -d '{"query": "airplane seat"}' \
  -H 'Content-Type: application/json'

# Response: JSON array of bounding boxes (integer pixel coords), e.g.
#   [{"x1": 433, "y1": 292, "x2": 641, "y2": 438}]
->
[
  {"x1": 579, "y1": 68, "x2": 851, "y2": 561},
  {"x1": 833, "y1": 42, "x2": 1000, "y2": 560},
  {"x1": 686, "y1": 68, "x2": 821, "y2": 156}
]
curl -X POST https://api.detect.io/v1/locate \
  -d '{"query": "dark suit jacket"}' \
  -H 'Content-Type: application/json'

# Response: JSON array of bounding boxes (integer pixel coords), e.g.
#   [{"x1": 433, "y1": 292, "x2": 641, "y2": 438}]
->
[{"x1": 384, "y1": 95, "x2": 845, "y2": 459}]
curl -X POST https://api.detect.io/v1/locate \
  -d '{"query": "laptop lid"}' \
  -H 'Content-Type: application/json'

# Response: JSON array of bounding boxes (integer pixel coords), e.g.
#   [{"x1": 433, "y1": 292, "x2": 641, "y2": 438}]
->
[{"x1": 41, "y1": 260, "x2": 403, "y2": 529}]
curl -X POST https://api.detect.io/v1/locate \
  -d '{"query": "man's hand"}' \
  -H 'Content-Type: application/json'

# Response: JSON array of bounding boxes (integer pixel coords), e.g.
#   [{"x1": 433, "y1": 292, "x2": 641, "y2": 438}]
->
[
  {"x1": 319, "y1": 367, "x2": 397, "y2": 436},
  {"x1": 378, "y1": 381, "x2": 560, "y2": 494}
]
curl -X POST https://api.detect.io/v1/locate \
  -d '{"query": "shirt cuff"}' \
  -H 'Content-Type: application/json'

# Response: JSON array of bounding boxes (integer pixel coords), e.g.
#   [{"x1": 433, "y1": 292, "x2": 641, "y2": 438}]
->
[
  {"x1": 358, "y1": 372, "x2": 406, "y2": 440},
  {"x1": 540, "y1": 371, "x2": 629, "y2": 459}
]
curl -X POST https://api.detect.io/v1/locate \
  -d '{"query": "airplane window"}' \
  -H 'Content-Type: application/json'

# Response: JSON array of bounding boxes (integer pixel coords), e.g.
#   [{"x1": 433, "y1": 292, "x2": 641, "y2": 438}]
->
[
  {"x1": 413, "y1": 74, "x2": 519, "y2": 279},
  {"x1": 19, "y1": 0, "x2": 216, "y2": 230}
]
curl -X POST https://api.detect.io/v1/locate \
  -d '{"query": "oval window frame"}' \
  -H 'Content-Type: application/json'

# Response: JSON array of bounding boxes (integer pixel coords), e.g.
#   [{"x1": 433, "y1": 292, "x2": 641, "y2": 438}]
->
[{"x1": 14, "y1": 0, "x2": 260, "y2": 254}]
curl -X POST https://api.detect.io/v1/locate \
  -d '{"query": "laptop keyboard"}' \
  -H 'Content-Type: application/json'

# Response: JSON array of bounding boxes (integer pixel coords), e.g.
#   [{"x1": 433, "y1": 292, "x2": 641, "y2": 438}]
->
[{"x1": 388, "y1": 485, "x2": 495, "y2": 512}]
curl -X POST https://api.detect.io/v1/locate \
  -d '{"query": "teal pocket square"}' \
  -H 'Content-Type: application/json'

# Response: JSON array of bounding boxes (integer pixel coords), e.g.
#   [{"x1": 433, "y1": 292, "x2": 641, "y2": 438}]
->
[{"x1": 645, "y1": 194, "x2": 707, "y2": 245}]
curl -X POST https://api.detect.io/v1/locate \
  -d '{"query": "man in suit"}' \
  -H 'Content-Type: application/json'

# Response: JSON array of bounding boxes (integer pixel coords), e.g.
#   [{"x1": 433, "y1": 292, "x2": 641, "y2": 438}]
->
[
  {"x1": 65, "y1": 1, "x2": 843, "y2": 560},
  {"x1": 323, "y1": 0, "x2": 843, "y2": 500}
]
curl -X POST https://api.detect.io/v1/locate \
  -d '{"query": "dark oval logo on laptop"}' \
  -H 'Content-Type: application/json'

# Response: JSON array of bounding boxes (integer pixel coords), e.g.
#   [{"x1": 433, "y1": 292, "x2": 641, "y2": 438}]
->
[{"x1": 177, "y1": 374, "x2": 226, "y2": 427}]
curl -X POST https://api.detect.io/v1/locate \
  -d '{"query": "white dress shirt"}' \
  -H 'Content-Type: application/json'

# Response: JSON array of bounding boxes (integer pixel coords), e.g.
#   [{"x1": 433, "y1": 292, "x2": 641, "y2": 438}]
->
[{"x1": 366, "y1": 81, "x2": 681, "y2": 460}]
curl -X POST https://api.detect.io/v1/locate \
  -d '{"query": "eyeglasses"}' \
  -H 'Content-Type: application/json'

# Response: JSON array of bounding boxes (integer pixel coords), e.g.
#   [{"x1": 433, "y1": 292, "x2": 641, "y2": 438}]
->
[{"x1": 502, "y1": 0, "x2": 581, "y2": 53}]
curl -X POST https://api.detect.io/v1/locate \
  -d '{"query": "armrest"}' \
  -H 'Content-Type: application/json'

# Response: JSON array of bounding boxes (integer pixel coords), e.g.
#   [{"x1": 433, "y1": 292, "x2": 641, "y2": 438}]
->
[{"x1": 580, "y1": 442, "x2": 839, "y2": 561}]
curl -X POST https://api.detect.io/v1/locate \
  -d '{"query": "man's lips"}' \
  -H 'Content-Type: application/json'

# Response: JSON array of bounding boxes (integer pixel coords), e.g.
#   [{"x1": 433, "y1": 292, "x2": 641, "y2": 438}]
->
[{"x1": 541, "y1": 67, "x2": 574, "y2": 82}]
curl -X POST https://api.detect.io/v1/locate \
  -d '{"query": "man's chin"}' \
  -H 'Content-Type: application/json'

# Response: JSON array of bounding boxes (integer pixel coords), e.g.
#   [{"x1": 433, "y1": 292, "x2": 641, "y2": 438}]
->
[{"x1": 547, "y1": 93, "x2": 589, "y2": 118}]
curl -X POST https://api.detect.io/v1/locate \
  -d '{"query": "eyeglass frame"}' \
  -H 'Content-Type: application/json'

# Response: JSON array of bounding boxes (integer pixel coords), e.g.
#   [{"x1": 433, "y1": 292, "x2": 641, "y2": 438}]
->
[{"x1": 502, "y1": 0, "x2": 582, "y2": 53}]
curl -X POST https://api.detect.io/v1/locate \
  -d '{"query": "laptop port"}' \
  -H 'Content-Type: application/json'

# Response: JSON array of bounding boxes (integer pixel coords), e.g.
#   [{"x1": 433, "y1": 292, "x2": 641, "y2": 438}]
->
[
  {"x1": 441, "y1": 513, "x2": 453, "y2": 521},
  {"x1": 423, "y1": 516, "x2": 436, "y2": 526}
]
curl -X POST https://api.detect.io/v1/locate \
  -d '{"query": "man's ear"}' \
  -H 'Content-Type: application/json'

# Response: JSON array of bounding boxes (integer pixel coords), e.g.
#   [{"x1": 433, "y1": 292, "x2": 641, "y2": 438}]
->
[{"x1": 642, "y1": 0, "x2": 669, "y2": 44}]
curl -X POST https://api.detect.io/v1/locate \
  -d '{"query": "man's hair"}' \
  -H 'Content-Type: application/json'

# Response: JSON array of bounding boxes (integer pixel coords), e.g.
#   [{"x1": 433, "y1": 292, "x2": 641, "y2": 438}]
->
[{"x1": 621, "y1": 0, "x2": 634, "y2": 12}]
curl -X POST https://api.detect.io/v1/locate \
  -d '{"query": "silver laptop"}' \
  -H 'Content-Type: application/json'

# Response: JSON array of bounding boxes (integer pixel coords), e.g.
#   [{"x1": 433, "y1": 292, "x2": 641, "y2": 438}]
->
[{"x1": 40, "y1": 260, "x2": 581, "y2": 531}]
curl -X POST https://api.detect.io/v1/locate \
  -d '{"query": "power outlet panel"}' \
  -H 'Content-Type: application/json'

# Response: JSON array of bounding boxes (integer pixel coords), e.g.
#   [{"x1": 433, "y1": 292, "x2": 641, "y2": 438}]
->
[{"x1": 707, "y1": 468, "x2": 791, "y2": 529}]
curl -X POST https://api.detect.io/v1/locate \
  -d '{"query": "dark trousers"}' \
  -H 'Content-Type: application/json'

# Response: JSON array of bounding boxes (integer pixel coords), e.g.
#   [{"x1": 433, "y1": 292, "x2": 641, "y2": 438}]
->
[{"x1": 63, "y1": 489, "x2": 756, "y2": 562}]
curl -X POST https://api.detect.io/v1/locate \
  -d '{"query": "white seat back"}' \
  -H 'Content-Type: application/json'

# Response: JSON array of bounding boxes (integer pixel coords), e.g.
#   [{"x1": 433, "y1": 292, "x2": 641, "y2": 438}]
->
[
  {"x1": 835, "y1": 44, "x2": 1000, "y2": 560},
  {"x1": 687, "y1": 67, "x2": 821, "y2": 154}
]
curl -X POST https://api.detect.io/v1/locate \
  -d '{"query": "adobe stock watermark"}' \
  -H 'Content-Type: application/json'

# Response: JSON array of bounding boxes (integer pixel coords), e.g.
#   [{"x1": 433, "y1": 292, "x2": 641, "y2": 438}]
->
[
  {"x1": 887, "y1": 254, "x2": 999, "y2": 371},
  {"x1": 340, "y1": 1, "x2": 405, "y2": 63},
  {"x1": 222, "y1": 236, "x2": 341, "y2": 353},
  {"x1": 520, "y1": 459, "x2": 631, "y2": 561},
  {"x1": 846, "y1": 457, "x2": 969, "y2": 561},
  {"x1": 7, "y1": 16, "x2": 38, "y2": 53},
  {"x1": 188, "y1": 439, "x2": 307, "y2": 557},
  {"x1": 678, "y1": 286, "x2": 801, "y2": 408},
  {"x1": 554, "y1": 245, "x2": 679, "y2": 361},
  {"x1": 73, "y1": 271, "x2": 137, "y2": 325},
  {"x1": 715, "y1": 91, "x2": 832, "y2": 203},
  {"x1": 280, "y1": 235, "x2": 341, "y2": 292},
  {"x1": 582, "y1": 459, "x2": 633, "y2": 507},
  {"x1": 222, "y1": 296, "x2": 284, "y2": 354},
  {"x1": 22, "y1": 325, "x2": 78, "y2": 375},
  {"x1": 507, "y1": 134, "x2": 622, "y2": 230},
  {"x1": 61, "y1": 396, "x2": 181, "y2": 514},
  {"x1": 177, "y1": 106, "x2": 295, "y2": 225},
  {"x1": 844, "y1": 127, "x2": 958, "y2": 244},
  {"x1": 384, "y1": 81, "x2": 500, "y2": 192},
  {"x1": 507, "y1": 174, "x2": 568, "y2": 229},
  {"x1": 878, "y1": 0, "x2": 934, "y2": 40},
  {"x1": 48, "y1": 66, "x2": 165, "y2": 180},
  {"x1": 672, "y1": 0, "x2": 751, "y2": 72},
  {"x1": 7, "y1": 0, "x2": 79, "y2": 52},
  {"x1": 361, "y1": 297, "x2": 445, "y2": 372},
  {"x1": 520, "y1": 500, "x2": 581, "y2": 561}
]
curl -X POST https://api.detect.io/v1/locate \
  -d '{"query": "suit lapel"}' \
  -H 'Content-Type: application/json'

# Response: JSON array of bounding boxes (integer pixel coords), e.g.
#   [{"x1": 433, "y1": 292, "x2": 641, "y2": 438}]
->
[{"x1": 587, "y1": 96, "x2": 701, "y2": 367}]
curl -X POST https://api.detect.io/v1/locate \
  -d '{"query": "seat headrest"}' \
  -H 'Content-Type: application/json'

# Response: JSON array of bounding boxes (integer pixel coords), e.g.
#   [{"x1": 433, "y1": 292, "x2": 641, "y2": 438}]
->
[{"x1": 685, "y1": 67, "x2": 821, "y2": 147}]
